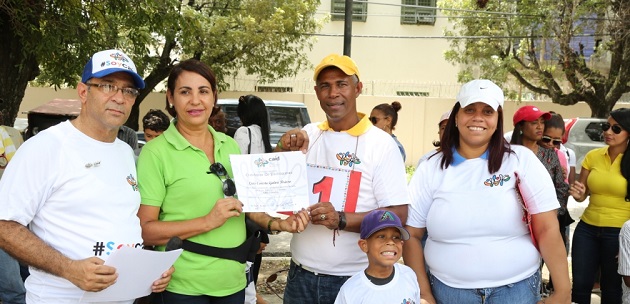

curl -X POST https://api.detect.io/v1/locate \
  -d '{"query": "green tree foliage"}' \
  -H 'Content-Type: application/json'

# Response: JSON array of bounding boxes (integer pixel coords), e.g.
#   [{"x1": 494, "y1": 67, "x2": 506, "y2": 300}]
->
[
  {"x1": 0, "y1": 0, "x2": 322, "y2": 128},
  {"x1": 440, "y1": 0, "x2": 630, "y2": 117}
]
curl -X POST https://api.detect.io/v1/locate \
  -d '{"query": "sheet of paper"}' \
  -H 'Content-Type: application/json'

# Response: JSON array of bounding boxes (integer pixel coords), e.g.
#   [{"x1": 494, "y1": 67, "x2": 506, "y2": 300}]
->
[
  {"x1": 230, "y1": 151, "x2": 309, "y2": 212},
  {"x1": 80, "y1": 247, "x2": 182, "y2": 302}
]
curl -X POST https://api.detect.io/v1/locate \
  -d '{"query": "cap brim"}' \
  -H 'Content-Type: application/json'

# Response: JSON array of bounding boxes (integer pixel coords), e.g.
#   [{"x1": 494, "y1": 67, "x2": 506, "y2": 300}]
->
[
  {"x1": 313, "y1": 64, "x2": 357, "y2": 81},
  {"x1": 458, "y1": 96, "x2": 500, "y2": 111},
  {"x1": 92, "y1": 68, "x2": 145, "y2": 89},
  {"x1": 364, "y1": 225, "x2": 410, "y2": 241}
]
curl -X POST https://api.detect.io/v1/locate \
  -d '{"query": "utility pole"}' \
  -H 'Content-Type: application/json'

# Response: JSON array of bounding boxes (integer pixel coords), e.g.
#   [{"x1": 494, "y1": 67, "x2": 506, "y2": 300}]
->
[{"x1": 343, "y1": 0, "x2": 352, "y2": 56}]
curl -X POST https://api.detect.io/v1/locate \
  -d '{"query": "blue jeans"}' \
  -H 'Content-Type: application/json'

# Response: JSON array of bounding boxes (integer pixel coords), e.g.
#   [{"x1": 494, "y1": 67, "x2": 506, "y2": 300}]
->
[
  {"x1": 429, "y1": 270, "x2": 541, "y2": 304},
  {"x1": 571, "y1": 221, "x2": 622, "y2": 304},
  {"x1": 283, "y1": 260, "x2": 351, "y2": 304},
  {"x1": 155, "y1": 289, "x2": 244, "y2": 304},
  {"x1": 0, "y1": 248, "x2": 26, "y2": 304}
]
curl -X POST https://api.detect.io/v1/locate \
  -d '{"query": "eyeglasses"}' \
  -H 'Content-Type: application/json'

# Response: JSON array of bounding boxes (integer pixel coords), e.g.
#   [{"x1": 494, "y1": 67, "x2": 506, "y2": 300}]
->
[
  {"x1": 602, "y1": 122, "x2": 624, "y2": 134},
  {"x1": 369, "y1": 117, "x2": 381, "y2": 124},
  {"x1": 541, "y1": 136, "x2": 562, "y2": 146},
  {"x1": 85, "y1": 82, "x2": 140, "y2": 99},
  {"x1": 207, "y1": 162, "x2": 236, "y2": 196}
]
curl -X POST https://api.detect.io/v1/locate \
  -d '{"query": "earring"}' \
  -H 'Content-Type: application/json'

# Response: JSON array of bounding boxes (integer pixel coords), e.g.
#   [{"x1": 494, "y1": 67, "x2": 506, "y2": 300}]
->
[
  {"x1": 169, "y1": 104, "x2": 173, "y2": 108},
  {"x1": 519, "y1": 130, "x2": 523, "y2": 135}
]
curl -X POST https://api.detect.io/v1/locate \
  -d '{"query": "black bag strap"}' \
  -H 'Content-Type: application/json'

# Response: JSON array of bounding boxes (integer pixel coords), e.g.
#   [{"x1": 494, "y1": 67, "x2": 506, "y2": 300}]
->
[
  {"x1": 181, "y1": 218, "x2": 263, "y2": 263},
  {"x1": 247, "y1": 126, "x2": 252, "y2": 154}
]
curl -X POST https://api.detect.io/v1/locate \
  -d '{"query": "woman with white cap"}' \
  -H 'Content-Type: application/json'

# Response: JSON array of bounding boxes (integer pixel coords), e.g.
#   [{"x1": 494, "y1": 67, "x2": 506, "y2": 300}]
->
[
  {"x1": 569, "y1": 108, "x2": 630, "y2": 304},
  {"x1": 403, "y1": 79, "x2": 570, "y2": 304}
]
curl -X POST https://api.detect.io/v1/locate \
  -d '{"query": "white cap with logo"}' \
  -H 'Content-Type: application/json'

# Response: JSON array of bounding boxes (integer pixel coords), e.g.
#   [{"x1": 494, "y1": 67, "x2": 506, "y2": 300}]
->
[{"x1": 456, "y1": 79, "x2": 504, "y2": 110}]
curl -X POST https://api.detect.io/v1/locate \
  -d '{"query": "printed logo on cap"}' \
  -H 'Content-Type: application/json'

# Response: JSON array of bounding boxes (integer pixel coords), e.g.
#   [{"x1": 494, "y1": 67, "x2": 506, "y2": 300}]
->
[{"x1": 99, "y1": 52, "x2": 134, "y2": 71}]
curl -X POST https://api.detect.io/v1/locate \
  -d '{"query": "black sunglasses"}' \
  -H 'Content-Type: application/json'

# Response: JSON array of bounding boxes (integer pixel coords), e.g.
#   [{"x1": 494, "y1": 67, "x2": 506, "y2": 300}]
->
[
  {"x1": 602, "y1": 122, "x2": 624, "y2": 134},
  {"x1": 369, "y1": 117, "x2": 380, "y2": 124},
  {"x1": 541, "y1": 136, "x2": 562, "y2": 146},
  {"x1": 207, "y1": 162, "x2": 236, "y2": 197}
]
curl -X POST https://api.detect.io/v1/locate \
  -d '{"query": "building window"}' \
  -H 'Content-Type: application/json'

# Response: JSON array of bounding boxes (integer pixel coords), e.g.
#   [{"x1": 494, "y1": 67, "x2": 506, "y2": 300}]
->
[
  {"x1": 331, "y1": 0, "x2": 367, "y2": 22},
  {"x1": 255, "y1": 86, "x2": 293, "y2": 93},
  {"x1": 396, "y1": 91, "x2": 429, "y2": 97},
  {"x1": 401, "y1": 0, "x2": 436, "y2": 25}
]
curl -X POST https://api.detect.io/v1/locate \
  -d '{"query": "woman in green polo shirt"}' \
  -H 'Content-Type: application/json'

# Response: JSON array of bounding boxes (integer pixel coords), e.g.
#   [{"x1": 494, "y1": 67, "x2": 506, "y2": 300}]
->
[{"x1": 136, "y1": 59, "x2": 309, "y2": 304}]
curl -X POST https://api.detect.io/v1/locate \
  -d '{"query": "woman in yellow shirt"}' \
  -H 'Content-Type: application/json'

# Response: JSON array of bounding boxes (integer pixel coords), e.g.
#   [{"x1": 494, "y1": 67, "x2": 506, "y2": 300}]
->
[{"x1": 569, "y1": 108, "x2": 630, "y2": 304}]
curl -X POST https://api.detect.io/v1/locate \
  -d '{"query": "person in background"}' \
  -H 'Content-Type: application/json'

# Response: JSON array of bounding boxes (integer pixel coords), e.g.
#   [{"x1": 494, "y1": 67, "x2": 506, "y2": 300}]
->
[
  {"x1": 0, "y1": 49, "x2": 173, "y2": 303},
  {"x1": 370, "y1": 101, "x2": 406, "y2": 161},
  {"x1": 334, "y1": 210, "x2": 420, "y2": 304},
  {"x1": 276, "y1": 53, "x2": 409, "y2": 304},
  {"x1": 569, "y1": 108, "x2": 630, "y2": 304},
  {"x1": 209, "y1": 106, "x2": 228, "y2": 134},
  {"x1": 137, "y1": 59, "x2": 308, "y2": 304},
  {"x1": 135, "y1": 109, "x2": 170, "y2": 156},
  {"x1": 619, "y1": 219, "x2": 630, "y2": 304},
  {"x1": 405, "y1": 79, "x2": 570, "y2": 304},
  {"x1": 417, "y1": 110, "x2": 450, "y2": 166},
  {"x1": 0, "y1": 120, "x2": 25, "y2": 304},
  {"x1": 234, "y1": 95, "x2": 272, "y2": 154},
  {"x1": 118, "y1": 124, "x2": 139, "y2": 150}
]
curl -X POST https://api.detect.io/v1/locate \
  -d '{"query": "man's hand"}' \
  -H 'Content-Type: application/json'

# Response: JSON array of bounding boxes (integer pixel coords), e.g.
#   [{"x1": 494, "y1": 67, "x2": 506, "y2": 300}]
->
[
  {"x1": 65, "y1": 257, "x2": 118, "y2": 292},
  {"x1": 276, "y1": 129, "x2": 308, "y2": 152},
  {"x1": 278, "y1": 209, "x2": 311, "y2": 233},
  {"x1": 151, "y1": 266, "x2": 175, "y2": 293},
  {"x1": 309, "y1": 202, "x2": 340, "y2": 230}
]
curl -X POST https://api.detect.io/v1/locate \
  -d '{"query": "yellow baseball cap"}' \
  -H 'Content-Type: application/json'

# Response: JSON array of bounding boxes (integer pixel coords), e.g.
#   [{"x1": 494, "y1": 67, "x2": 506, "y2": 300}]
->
[{"x1": 313, "y1": 54, "x2": 361, "y2": 81}]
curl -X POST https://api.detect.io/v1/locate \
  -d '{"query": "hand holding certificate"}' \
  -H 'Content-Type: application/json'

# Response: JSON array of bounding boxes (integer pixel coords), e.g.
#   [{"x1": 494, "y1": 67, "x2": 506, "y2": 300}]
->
[{"x1": 230, "y1": 151, "x2": 310, "y2": 212}]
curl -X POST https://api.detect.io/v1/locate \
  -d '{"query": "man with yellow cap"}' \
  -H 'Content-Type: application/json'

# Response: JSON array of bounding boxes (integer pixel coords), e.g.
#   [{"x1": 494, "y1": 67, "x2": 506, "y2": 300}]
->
[{"x1": 276, "y1": 54, "x2": 409, "y2": 304}]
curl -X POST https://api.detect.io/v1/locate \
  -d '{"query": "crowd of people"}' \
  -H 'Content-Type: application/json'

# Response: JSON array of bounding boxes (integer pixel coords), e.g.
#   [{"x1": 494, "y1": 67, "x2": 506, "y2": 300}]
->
[{"x1": 0, "y1": 49, "x2": 629, "y2": 304}]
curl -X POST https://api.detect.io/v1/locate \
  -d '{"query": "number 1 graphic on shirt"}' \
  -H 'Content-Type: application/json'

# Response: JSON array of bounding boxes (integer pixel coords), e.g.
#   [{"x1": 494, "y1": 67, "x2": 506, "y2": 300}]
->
[{"x1": 311, "y1": 171, "x2": 361, "y2": 212}]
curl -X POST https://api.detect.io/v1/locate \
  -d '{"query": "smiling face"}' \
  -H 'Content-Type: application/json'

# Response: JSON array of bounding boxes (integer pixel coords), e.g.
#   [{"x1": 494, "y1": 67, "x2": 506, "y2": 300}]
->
[
  {"x1": 314, "y1": 67, "x2": 362, "y2": 131},
  {"x1": 167, "y1": 70, "x2": 216, "y2": 129},
  {"x1": 455, "y1": 102, "x2": 498, "y2": 153},
  {"x1": 77, "y1": 72, "x2": 136, "y2": 136},
  {"x1": 359, "y1": 227, "x2": 403, "y2": 277}
]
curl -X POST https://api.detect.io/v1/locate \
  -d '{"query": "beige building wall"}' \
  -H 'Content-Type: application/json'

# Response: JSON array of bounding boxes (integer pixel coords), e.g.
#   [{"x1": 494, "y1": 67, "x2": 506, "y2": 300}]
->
[{"x1": 19, "y1": 87, "x2": 599, "y2": 166}]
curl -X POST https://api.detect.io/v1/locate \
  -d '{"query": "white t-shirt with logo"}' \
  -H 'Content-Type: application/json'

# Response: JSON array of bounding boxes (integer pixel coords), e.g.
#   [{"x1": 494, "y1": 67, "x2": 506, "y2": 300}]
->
[
  {"x1": 407, "y1": 145, "x2": 559, "y2": 289},
  {"x1": 0, "y1": 121, "x2": 143, "y2": 303},
  {"x1": 291, "y1": 121, "x2": 409, "y2": 276}
]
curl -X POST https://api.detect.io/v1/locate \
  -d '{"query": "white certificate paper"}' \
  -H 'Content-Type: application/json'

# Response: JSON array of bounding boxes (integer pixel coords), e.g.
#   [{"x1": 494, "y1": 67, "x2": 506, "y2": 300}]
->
[
  {"x1": 80, "y1": 246, "x2": 182, "y2": 302},
  {"x1": 230, "y1": 151, "x2": 309, "y2": 212}
]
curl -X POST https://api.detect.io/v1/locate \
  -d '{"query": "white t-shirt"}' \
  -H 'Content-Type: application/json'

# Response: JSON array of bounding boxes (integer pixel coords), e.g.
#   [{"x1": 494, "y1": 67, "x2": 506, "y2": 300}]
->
[
  {"x1": 334, "y1": 263, "x2": 420, "y2": 304},
  {"x1": 618, "y1": 220, "x2": 630, "y2": 304},
  {"x1": 559, "y1": 144, "x2": 576, "y2": 168},
  {"x1": 0, "y1": 121, "x2": 143, "y2": 303},
  {"x1": 234, "y1": 125, "x2": 265, "y2": 154},
  {"x1": 407, "y1": 145, "x2": 559, "y2": 289},
  {"x1": 291, "y1": 120, "x2": 409, "y2": 276}
]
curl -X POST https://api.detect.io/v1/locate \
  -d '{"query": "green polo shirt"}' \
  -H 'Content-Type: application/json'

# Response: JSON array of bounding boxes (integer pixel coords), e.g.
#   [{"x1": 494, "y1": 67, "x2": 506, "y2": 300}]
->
[{"x1": 138, "y1": 121, "x2": 245, "y2": 296}]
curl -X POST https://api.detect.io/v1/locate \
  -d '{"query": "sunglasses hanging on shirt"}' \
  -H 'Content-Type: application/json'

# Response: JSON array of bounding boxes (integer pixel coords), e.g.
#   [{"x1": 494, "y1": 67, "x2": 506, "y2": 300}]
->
[{"x1": 207, "y1": 162, "x2": 237, "y2": 197}]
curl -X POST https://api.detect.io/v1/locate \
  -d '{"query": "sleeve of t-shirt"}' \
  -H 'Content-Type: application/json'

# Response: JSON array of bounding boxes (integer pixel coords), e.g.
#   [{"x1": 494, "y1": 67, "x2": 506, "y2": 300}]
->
[
  {"x1": 137, "y1": 146, "x2": 167, "y2": 207},
  {"x1": 0, "y1": 133, "x2": 59, "y2": 225},
  {"x1": 371, "y1": 136, "x2": 409, "y2": 208},
  {"x1": 233, "y1": 126, "x2": 249, "y2": 154},
  {"x1": 582, "y1": 148, "x2": 597, "y2": 171},
  {"x1": 619, "y1": 220, "x2": 630, "y2": 276},
  {"x1": 407, "y1": 159, "x2": 436, "y2": 228},
  {"x1": 567, "y1": 148, "x2": 577, "y2": 167},
  {"x1": 333, "y1": 285, "x2": 348, "y2": 304}
]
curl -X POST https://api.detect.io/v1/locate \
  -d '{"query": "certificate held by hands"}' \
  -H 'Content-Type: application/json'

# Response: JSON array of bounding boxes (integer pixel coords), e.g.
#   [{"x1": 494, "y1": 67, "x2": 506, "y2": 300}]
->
[{"x1": 230, "y1": 151, "x2": 309, "y2": 212}]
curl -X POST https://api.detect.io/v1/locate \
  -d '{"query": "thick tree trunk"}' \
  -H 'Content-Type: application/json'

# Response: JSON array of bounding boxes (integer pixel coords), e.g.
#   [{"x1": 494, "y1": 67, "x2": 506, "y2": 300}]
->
[{"x1": 0, "y1": 4, "x2": 41, "y2": 126}]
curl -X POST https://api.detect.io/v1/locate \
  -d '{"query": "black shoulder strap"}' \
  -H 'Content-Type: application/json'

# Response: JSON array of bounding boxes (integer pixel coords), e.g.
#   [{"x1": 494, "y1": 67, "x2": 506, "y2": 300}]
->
[{"x1": 247, "y1": 127, "x2": 252, "y2": 154}]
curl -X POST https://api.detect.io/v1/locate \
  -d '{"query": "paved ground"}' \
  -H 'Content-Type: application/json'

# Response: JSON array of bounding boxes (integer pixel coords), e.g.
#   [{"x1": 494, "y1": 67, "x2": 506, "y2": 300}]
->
[{"x1": 256, "y1": 197, "x2": 602, "y2": 304}]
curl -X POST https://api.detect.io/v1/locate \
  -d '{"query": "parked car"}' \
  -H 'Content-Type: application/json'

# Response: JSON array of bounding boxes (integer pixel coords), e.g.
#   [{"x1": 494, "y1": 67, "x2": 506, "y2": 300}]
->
[
  {"x1": 216, "y1": 99, "x2": 311, "y2": 147},
  {"x1": 23, "y1": 99, "x2": 81, "y2": 140},
  {"x1": 563, "y1": 117, "x2": 606, "y2": 175}
]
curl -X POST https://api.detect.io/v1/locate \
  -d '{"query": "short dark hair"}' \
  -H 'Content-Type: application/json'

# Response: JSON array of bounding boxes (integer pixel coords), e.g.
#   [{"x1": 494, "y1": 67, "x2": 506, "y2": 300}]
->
[
  {"x1": 165, "y1": 59, "x2": 217, "y2": 117},
  {"x1": 440, "y1": 103, "x2": 512, "y2": 173},
  {"x1": 142, "y1": 109, "x2": 170, "y2": 132},
  {"x1": 237, "y1": 95, "x2": 272, "y2": 153}
]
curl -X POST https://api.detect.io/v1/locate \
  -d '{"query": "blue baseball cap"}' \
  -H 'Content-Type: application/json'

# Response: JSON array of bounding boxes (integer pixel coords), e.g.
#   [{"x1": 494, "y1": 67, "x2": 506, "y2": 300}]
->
[
  {"x1": 360, "y1": 210, "x2": 410, "y2": 240},
  {"x1": 81, "y1": 49, "x2": 145, "y2": 89}
]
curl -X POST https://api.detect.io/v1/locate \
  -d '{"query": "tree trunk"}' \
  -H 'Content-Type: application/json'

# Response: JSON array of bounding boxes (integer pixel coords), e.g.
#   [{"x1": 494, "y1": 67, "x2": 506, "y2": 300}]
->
[{"x1": 0, "y1": 4, "x2": 41, "y2": 126}]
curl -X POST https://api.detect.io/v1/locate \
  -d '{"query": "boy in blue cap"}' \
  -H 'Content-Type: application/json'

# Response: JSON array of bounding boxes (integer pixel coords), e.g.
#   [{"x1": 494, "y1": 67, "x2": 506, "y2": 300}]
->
[{"x1": 335, "y1": 210, "x2": 420, "y2": 304}]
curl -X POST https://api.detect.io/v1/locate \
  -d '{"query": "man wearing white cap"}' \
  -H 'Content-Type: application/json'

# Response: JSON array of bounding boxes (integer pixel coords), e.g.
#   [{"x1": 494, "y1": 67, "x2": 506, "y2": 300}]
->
[
  {"x1": 275, "y1": 54, "x2": 409, "y2": 304},
  {"x1": 0, "y1": 50, "x2": 173, "y2": 303}
]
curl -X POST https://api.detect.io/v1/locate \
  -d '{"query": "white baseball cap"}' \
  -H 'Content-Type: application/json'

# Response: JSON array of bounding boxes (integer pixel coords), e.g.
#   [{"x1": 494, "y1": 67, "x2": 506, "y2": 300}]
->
[
  {"x1": 81, "y1": 49, "x2": 145, "y2": 89},
  {"x1": 456, "y1": 79, "x2": 504, "y2": 110}
]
